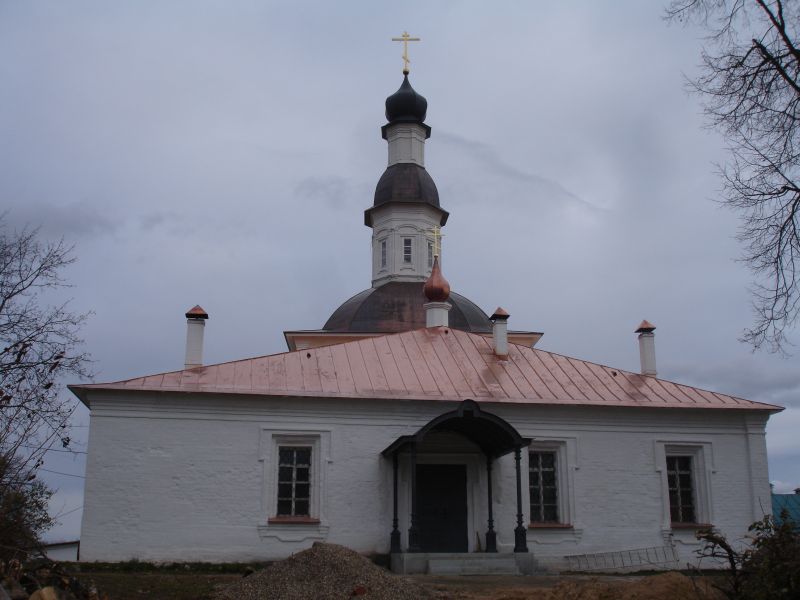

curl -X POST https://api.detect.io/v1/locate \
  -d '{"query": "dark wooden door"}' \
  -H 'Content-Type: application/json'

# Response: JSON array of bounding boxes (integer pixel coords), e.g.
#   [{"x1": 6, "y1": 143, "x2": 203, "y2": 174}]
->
[{"x1": 416, "y1": 464, "x2": 468, "y2": 552}]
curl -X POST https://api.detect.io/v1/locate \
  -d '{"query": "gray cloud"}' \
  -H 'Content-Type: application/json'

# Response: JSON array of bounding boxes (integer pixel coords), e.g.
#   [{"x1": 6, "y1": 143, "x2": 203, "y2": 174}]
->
[
  {"x1": 435, "y1": 130, "x2": 602, "y2": 211},
  {"x1": 3, "y1": 201, "x2": 119, "y2": 240}
]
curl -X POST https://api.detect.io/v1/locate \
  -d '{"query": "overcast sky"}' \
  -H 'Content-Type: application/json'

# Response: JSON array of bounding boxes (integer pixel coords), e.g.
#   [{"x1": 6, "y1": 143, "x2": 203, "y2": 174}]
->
[{"x1": 1, "y1": 1, "x2": 797, "y2": 543}]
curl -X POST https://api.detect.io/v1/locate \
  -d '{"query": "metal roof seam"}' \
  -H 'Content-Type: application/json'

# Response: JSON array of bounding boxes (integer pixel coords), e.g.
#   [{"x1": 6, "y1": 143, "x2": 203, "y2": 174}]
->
[
  {"x1": 582, "y1": 362, "x2": 628, "y2": 404},
  {"x1": 612, "y1": 368, "x2": 656, "y2": 403},
  {"x1": 537, "y1": 351, "x2": 586, "y2": 401},
  {"x1": 427, "y1": 328, "x2": 476, "y2": 396},
  {"x1": 401, "y1": 330, "x2": 439, "y2": 394},
  {"x1": 362, "y1": 337, "x2": 391, "y2": 392},
  {"x1": 471, "y1": 336, "x2": 525, "y2": 399},
  {"x1": 372, "y1": 335, "x2": 405, "y2": 393},
  {"x1": 509, "y1": 349, "x2": 552, "y2": 400},
  {"x1": 656, "y1": 379, "x2": 697, "y2": 404},
  {"x1": 449, "y1": 329, "x2": 502, "y2": 398},
  {"x1": 527, "y1": 350, "x2": 569, "y2": 400},
  {"x1": 641, "y1": 375, "x2": 683, "y2": 404},
  {"x1": 329, "y1": 343, "x2": 354, "y2": 395},
  {"x1": 394, "y1": 330, "x2": 430, "y2": 393},
  {"x1": 386, "y1": 332, "x2": 423, "y2": 393},
  {"x1": 413, "y1": 329, "x2": 455, "y2": 397},
  {"x1": 558, "y1": 356, "x2": 608, "y2": 403},
  {"x1": 499, "y1": 345, "x2": 540, "y2": 399}
]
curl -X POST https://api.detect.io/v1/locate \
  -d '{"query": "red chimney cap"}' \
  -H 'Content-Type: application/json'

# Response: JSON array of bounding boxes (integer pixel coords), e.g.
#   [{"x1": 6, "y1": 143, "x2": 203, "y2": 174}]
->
[
  {"x1": 185, "y1": 305, "x2": 209, "y2": 320},
  {"x1": 491, "y1": 307, "x2": 510, "y2": 321},
  {"x1": 635, "y1": 319, "x2": 655, "y2": 333},
  {"x1": 423, "y1": 256, "x2": 451, "y2": 302}
]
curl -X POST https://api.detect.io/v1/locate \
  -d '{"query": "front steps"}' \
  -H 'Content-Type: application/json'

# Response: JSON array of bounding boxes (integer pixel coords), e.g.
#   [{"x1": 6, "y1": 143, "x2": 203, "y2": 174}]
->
[
  {"x1": 428, "y1": 554, "x2": 520, "y2": 575},
  {"x1": 391, "y1": 552, "x2": 534, "y2": 575}
]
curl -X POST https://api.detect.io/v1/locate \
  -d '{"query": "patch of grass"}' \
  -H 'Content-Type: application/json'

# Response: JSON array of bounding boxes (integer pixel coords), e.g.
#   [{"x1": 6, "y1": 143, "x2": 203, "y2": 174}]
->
[
  {"x1": 77, "y1": 571, "x2": 242, "y2": 600},
  {"x1": 61, "y1": 560, "x2": 269, "y2": 574}
]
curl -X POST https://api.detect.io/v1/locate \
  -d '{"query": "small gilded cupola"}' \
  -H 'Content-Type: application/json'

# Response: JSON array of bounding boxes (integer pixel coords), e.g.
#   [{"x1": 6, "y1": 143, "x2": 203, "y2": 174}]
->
[{"x1": 366, "y1": 68, "x2": 449, "y2": 288}]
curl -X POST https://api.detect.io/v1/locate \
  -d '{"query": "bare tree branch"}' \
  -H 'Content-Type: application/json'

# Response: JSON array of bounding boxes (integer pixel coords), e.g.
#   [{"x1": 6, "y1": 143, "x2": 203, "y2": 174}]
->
[
  {"x1": 0, "y1": 215, "x2": 92, "y2": 556},
  {"x1": 667, "y1": 0, "x2": 800, "y2": 352}
]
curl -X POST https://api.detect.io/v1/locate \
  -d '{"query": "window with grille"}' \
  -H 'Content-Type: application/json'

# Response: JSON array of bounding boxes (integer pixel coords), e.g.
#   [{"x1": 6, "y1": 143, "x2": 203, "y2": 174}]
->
[
  {"x1": 277, "y1": 446, "x2": 311, "y2": 517},
  {"x1": 666, "y1": 455, "x2": 696, "y2": 523},
  {"x1": 403, "y1": 238, "x2": 412, "y2": 263},
  {"x1": 529, "y1": 451, "x2": 559, "y2": 522},
  {"x1": 380, "y1": 240, "x2": 387, "y2": 268},
  {"x1": 427, "y1": 241, "x2": 433, "y2": 268}
]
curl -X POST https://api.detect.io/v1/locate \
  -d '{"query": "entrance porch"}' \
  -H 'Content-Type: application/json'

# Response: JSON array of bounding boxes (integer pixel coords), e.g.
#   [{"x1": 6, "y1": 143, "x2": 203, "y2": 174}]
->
[{"x1": 382, "y1": 400, "x2": 532, "y2": 572}]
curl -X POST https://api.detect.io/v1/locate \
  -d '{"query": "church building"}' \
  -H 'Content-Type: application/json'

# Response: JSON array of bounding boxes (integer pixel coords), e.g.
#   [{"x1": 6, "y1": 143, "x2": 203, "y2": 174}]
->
[{"x1": 70, "y1": 62, "x2": 782, "y2": 574}]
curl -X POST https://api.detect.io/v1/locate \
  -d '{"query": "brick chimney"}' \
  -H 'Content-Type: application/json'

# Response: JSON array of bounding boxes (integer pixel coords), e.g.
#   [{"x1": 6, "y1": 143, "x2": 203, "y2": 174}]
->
[
  {"x1": 635, "y1": 320, "x2": 656, "y2": 376},
  {"x1": 184, "y1": 305, "x2": 208, "y2": 369},
  {"x1": 491, "y1": 308, "x2": 510, "y2": 359}
]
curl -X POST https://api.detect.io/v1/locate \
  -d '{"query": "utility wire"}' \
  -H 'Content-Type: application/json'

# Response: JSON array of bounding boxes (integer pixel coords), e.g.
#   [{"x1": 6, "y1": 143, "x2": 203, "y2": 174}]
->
[
  {"x1": 20, "y1": 444, "x2": 87, "y2": 454},
  {"x1": 55, "y1": 504, "x2": 83, "y2": 518},
  {"x1": 39, "y1": 467, "x2": 85, "y2": 479}
]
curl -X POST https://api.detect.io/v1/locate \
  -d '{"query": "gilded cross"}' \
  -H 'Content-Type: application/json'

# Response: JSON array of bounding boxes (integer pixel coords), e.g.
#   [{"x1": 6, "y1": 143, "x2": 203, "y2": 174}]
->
[
  {"x1": 391, "y1": 31, "x2": 421, "y2": 74},
  {"x1": 427, "y1": 225, "x2": 444, "y2": 257}
]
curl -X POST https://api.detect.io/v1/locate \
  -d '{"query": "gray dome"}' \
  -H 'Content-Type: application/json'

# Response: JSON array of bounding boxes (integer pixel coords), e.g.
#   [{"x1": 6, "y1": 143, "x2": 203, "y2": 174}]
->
[
  {"x1": 323, "y1": 282, "x2": 491, "y2": 333},
  {"x1": 364, "y1": 164, "x2": 448, "y2": 226}
]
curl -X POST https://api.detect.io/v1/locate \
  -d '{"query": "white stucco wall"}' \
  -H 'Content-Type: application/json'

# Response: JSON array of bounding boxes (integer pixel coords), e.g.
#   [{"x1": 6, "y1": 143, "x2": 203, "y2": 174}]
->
[
  {"x1": 79, "y1": 392, "x2": 772, "y2": 570},
  {"x1": 370, "y1": 204, "x2": 445, "y2": 286}
]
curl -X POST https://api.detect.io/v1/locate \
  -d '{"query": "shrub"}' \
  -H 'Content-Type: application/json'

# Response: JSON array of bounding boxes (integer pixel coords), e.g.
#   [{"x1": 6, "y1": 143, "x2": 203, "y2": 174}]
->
[{"x1": 697, "y1": 510, "x2": 800, "y2": 600}]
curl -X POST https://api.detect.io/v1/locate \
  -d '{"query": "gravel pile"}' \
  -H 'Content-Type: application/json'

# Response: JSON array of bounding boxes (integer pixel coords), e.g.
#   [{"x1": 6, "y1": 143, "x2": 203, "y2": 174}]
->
[{"x1": 214, "y1": 543, "x2": 434, "y2": 600}]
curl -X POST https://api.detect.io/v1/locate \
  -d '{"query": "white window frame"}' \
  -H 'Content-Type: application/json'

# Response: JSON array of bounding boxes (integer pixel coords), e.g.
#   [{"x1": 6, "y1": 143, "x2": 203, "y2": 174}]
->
[
  {"x1": 276, "y1": 445, "x2": 313, "y2": 517},
  {"x1": 655, "y1": 441, "x2": 714, "y2": 530},
  {"x1": 528, "y1": 441, "x2": 573, "y2": 526},
  {"x1": 257, "y1": 428, "x2": 331, "y2": 541},
  {"x1": 403, "y1": 237, "x2": 413, "y2": 264}
]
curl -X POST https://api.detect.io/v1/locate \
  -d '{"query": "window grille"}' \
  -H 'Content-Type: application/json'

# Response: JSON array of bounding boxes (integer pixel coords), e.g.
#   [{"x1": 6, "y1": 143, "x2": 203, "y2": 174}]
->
[
  {"x1": 380, "y1": 240, "x2": 387, "y2": 268},
  {"x1": 403, "y1": 238, "x2": 412, "y2": 263},
  {"x1": 277, "y1": 446, "x2": 311, "y2": 516},
  {"x1": 427, "y1": 241, "x2": 433, "y2": 268},
  {"x1": 666, "y1": 455, "x2": 695, "y2": 523},
  {"x1": 529, "y1": 451, "x2": 559, "y2": 522}
]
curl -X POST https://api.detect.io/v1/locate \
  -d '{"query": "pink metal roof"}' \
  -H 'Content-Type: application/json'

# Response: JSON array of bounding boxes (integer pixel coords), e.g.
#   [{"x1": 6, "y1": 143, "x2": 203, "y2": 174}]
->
[{"x1": 69, "y1": 327, "x2": 781, "y2": 412}]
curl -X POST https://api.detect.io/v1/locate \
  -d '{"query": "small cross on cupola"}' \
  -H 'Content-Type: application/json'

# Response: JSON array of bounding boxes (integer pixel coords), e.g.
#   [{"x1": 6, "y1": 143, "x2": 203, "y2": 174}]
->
[{"x1": 391, "y1": 31, "x2": 421, "y2": 75}]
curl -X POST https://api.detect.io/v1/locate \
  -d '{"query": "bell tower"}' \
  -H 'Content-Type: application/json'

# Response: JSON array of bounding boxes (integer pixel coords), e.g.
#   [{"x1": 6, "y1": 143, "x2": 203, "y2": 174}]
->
[{"x1": 364, "y1": 73, "x2": 449, "y2": 287}]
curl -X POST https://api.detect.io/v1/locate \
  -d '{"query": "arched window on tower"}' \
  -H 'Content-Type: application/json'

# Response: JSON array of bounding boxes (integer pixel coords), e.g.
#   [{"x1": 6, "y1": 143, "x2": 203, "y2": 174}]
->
[
  {"x1": 403, "y1": 238, "x2": 412, "y2": 264},
  {"x1": 427, "y1": 241, "x2": 434, "y2": 268},
  {"x1": 380, "y1": 240, "x2": 387, "y2": 268}
]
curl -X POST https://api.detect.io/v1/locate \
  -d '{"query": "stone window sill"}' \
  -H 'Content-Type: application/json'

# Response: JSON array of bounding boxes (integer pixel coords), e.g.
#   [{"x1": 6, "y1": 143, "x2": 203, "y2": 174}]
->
[
  {"x1": 267, "y1": 516, "x2": 321, "y2": 525},
  {"x1": 528, "y1": 522, "x2": 573, "y2": 529},
  {"x1": 671, "y1": 522, "x2": 713, "y2": 529}
]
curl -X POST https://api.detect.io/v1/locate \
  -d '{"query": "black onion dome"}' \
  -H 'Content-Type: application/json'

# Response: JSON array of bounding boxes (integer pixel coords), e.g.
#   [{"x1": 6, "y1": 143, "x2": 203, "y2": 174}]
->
[
  {"x1": 385, "y1": 75, "x2": 427, "y2": 124},
  {"x1": 323, "y1": 282, "x2": 491, "y2": 334}
]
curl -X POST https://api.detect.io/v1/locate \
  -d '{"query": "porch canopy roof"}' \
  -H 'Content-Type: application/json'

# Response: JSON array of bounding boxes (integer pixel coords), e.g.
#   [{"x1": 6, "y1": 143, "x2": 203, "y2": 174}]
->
[{"x1": 381, "y1": 399, "x2": 530, "y2": 459}]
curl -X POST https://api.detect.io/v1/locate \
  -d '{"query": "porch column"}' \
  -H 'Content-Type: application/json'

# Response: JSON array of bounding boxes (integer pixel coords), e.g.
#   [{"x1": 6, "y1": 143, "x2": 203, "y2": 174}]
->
[
  {"x1": 407, "y1": 442, "x2": 421, "y2": 552},
  {"x1": 485, "y1": 455, "x2": 497, "y2": 552},
  {"x1": 390, "y1": 453, "x2": 402, "y2": 553},
  {"x1": 513, "y1": 446, "x2": 529, "y2": 552}
]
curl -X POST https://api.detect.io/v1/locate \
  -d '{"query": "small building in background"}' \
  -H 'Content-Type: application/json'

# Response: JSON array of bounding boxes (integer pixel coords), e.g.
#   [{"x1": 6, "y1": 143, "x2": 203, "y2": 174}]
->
[
  {"x1": 772, "y1": 488, "x2": 800, "y2": 529},
  {"x1": 42, "y1": 540, "x2": 79, "y2": 562}
]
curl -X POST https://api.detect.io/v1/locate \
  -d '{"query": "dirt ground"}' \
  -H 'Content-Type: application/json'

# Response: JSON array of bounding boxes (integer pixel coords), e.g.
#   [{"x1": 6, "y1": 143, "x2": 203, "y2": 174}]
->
[
  {"x1": 416, "y1": 572, "x2": 726, "y2": 599},
  {"x1": 70, "y1": 570, "x2": 726, "y2": 600}
]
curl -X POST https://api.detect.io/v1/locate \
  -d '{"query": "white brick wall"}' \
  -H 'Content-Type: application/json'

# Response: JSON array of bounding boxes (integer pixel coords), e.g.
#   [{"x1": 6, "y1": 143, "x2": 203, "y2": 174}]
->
[{"x1": 80, "y1": 392, "x2": 772, "y2": 569}]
